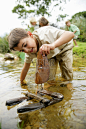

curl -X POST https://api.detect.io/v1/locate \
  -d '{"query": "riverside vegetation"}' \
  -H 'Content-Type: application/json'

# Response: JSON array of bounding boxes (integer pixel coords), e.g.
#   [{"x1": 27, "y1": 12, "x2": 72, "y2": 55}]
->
[
  {"x1": 0, "y1": 35, "x2": 86, "y2": 59},
  {"x1": 73, "y1": 41, "x2": 86, "y2": 58}
]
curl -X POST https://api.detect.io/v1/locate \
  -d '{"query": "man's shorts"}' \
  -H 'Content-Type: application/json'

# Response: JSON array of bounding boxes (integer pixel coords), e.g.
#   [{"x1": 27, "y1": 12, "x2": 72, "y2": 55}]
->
[{"x1": 73, "y1": 35, "x2": 78, "y2": 40}]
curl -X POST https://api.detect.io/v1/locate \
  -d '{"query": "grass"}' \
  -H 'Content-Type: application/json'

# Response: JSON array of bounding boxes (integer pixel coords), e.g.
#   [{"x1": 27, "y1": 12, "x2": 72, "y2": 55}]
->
[
  {"x1": 17, "y1": 121, "x2": 24, "y2": 129},
  {"x1": 0, "y1": 122, "x2": 1, "y2": 129},
  {"x1": 73, "y1": 41, "x2": 86, "y2": 58}
]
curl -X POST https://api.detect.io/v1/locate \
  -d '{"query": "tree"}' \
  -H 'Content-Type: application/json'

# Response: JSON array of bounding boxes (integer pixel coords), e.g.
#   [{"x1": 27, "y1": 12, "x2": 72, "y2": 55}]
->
[
  {"x1": 12, "y1": 0, "x2": 69, "y2": 24},
  {"x1": 70, "y1": 11, "x2": 86, "y2": 42},
  {"x1": 71, "y1": 11, "x2": 86, "y2": 19}
]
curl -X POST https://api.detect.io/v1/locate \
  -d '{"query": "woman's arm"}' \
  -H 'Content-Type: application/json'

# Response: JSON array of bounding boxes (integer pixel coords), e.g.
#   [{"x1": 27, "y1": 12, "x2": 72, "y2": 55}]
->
[{"x1": 20, "y1": 62, "x2": 30, "y2": 84}]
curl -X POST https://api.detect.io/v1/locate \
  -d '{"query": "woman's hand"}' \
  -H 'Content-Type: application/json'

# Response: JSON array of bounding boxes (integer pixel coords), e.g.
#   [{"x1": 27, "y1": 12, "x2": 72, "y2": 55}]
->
[{"x1": 39, "y1": 44, "x2": 55, "y2": 56}]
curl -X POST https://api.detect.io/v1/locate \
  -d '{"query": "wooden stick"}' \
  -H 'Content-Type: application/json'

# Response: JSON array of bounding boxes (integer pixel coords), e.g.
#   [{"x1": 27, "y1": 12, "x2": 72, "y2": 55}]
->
[
  {"x1": 25, "y1": 92, "x2": 50, "y2": 104},
  {"x1": 17, "y1": 102, "x2": 45, "y2": 113},
  {"x1": 37, "y1": 90, "x2": 64, "y2": 99},
  {"x1": 6, "y1": 96, "x2": 30, "y2": 106},
  {"x1": 17, "y1": 97, "x2": 63, "y2": 113},
  {"x1": 6, "y1": 91, "x2": 50, "y2": 106}
]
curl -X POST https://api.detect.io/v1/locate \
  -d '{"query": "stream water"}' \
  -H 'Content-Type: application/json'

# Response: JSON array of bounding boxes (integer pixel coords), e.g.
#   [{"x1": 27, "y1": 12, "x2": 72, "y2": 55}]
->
[{"x1": 0, "y1": 56, "x2": 86, "y2": 129}]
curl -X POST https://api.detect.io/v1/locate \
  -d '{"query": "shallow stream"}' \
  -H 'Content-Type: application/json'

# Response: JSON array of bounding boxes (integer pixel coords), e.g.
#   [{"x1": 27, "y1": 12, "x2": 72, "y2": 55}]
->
[{"x1": 0, "y1": 56, "x2": 86, "y2": 129}]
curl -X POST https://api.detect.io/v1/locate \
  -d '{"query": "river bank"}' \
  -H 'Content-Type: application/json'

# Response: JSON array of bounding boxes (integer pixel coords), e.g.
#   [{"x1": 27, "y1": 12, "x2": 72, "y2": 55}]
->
[{"x1": 73, "y1": 41, "x2": 86, "y2": 58}]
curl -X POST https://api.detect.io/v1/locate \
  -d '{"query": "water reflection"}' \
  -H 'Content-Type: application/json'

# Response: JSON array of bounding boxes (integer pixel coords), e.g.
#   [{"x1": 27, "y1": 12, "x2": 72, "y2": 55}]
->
[{"x1": 0, "y1": 57, "x2": 86, "y2": 129}]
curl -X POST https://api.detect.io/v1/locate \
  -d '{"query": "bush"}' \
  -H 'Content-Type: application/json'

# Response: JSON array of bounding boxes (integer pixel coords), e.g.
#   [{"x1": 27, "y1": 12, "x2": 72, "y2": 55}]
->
[
  {"x1": 73, "y1": 41, "x2": 86, "y2": 58},
  {"x1": 0, "y1": 35, "x2": 10, "y2": 53}
]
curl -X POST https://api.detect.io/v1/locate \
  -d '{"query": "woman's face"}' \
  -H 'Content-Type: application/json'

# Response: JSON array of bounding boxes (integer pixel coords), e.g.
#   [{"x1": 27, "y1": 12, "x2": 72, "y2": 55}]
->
[{"x1": 14, "y1": 36, "x2": 37, "y2": 54}]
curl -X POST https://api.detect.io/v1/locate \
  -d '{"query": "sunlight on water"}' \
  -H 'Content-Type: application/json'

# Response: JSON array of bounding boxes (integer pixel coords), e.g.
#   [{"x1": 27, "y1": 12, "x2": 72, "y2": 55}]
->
[{"x1": 0, "y1": 57, "x2": 86, "y2": 129}]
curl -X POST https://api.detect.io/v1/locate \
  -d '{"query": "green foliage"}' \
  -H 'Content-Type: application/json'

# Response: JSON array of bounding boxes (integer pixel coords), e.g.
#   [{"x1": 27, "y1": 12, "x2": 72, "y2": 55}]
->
[
  {"x1": 0, "y1": 35, "x2": 10, "y2": 53},
  {"x1": 19, "y1": 52, "x2": 25, "y2": 60},
  {"x1": 0, "y1": 34, "x2": 25, "y2": 60},
  {"x1": 73, "y1": 41, "x2": 86, "y2": 58},
  {"x1": 72, "y1": 11, "x2": 86, "y2": 19},
  {"x1": 26, "y1": 26, "x2": 34, "y2": 32},
  {"x1": 0, "y1": 122, "x2": 1, "y2": 129},
  {"x1": 12, "y1": 4, "x2": 35, "y2": 19},
  {"x1": 12, "y1": 0, "x2": 67, "y2": 20},
  {"x1": 57, "y1": 14, "x2": 69, "y2": 22},
  {"x1": 70, "y1": 11, "x2": 86, "y2": 42},
  {"x1": 17, "y1": 120, "x2": 24, "y2": 129}
]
